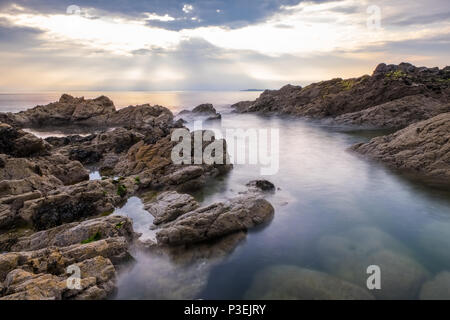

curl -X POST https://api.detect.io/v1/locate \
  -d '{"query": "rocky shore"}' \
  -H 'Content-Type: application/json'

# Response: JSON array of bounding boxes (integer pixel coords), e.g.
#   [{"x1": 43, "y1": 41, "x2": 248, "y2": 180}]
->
[
  {"x1": 0, "y1": 95, "x2": 274, "y2": 299},
  {"x1": 232, "y1": 62, "x2": 450, "y2": 184}
]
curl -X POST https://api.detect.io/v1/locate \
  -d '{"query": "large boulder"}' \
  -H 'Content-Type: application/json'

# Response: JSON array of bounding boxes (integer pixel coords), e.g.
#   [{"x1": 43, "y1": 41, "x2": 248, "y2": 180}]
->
[
  {"x1": 0, "y1": 123, "x2": 49, "y2": 157},
  {"x1": 351, "y1": 112, "x2": 450, "y2": 183},
  {"x1": 156, "y1": 195, "x2": 274, "y2": 246},
  {"x1": 144, "y1": 191, "x2": 199, "y2": 225}
]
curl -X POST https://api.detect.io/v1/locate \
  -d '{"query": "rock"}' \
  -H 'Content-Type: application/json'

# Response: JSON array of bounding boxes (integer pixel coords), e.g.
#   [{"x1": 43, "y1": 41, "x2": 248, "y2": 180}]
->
[
  {"x1": 112, "y1": 131, "x2": 232, "y2": 192},
  {"x1": 419, "y1": 272, "x2": 450, "y2": 300},
  {"x1": 0, "y1": 123, "x2": 49, "y2": 157},
  {"x1": 46, "y1": 128, "x2": 145, "y2": 165},
  {"x1": 18, "y1": 179, "x2": 132, "y2": 230},
  {"x1": 232, "y1": 63, "x2": 449, "y2": 118},
  {"x1": 0, "y1": 94, "x2": 174, "y2": 130},
  {"x1": 176, "y1": 104, "x2": 222, "y2": 122},
  {"x1": 192, "y1": 104, "x2": 217, "y2": 114},
  {"x1": 144, "y1": 191, "x2": 199, "y2": 225},
  {"x1": 317, "y1": 228, "x2": 429, "y2": 299},
  {"x1": 244, "y1": 265, "x2": 374, "y2": 300},
  {"x1": 334, "y1": 95, "x2": 450, "y2": 129},
  {"x1": 10, "y1": 215, "x2": 135, "y2": 252},
  {"x1": 351, "y1": 112, "x2": 450, "y2": 183},
  {"x1": 246, "y1": 180, "x2": 275, "y2": 192},
  {"x1": 156, "y1": 195, "x2": 274, "y2": 246},
  {"x1": 0, "y1": 256, "x2": 116, "y2": 300}
]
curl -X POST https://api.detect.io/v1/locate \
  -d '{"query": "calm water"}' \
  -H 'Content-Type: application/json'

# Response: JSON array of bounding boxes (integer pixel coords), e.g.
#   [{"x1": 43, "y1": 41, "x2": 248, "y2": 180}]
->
[{"x1": 2, "y1": 92, "x2": 450, "y2": 300}]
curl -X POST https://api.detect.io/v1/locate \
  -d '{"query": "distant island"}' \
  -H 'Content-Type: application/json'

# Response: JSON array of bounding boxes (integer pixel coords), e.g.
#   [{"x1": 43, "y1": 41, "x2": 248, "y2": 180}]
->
[{"x1": 240, "y1": 89, "x2": 265, "y2": 92}]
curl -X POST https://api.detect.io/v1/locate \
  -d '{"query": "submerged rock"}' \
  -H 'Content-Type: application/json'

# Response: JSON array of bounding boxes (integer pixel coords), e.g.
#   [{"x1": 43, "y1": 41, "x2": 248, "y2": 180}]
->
[
  {"x1": 244, "y1": 265, "x2": 374, "y2": 300},
  {"x1": 419, "y1": 272, "x2": 450, "y2": 300},
  {"x1": 351, "y1": 112, "x2": 450, "y2": 183},
  {"x1": 317, "y1": 227, "x2": 429, "y2": 299}
]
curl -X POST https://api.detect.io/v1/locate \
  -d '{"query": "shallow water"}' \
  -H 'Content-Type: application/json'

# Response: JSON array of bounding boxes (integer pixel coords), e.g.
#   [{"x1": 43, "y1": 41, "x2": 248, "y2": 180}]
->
[{"x1": 2, "y1": 91, "x2": 450, "y2": 300}]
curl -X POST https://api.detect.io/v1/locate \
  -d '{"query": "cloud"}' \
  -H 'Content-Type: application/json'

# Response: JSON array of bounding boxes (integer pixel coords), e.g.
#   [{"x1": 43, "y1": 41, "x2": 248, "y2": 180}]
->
[
  {"x1": 182, "y1": 4, "x2": 194, "y2": 14},
  {"x1": 0, "y1": 0, "x2": 448, "y2": 91}
]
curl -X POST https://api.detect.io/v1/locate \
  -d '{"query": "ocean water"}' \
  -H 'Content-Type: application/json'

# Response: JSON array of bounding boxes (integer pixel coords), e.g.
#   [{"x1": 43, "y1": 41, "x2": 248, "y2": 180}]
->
[{"x1": 2, "y1": 92, "x2": 450, "y2": 300}]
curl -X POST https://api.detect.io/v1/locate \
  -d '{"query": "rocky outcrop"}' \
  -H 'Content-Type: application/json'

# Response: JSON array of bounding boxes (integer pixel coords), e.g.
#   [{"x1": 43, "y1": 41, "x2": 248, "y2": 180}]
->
[
  {"x1": 17, "y1": 178, "x2": 139, "y2": 230},
  {"x1": 112, "y1": 130, "x2": 232, "y2": 192},
  {"x1": 9, "y1": 215, "x2": 136, "y2": 252},
  {"x1": 232, "y1": 63, "x2": 449, "y2": 119},
  {"x1": 244, "y1": 265, "x2": 374, "y2": 300},
  {"x1": 0, "y1": 94, "x2": 174, "y2": 129},
  {"x1": 46, "y1": 128, "x2": 145, "y2": 165},
  {"x1": 351, "y1": 112, "x2": 450, "y2": 183},
  {"x1": 155, "y1": 195, "x2": 274, "y2": 246},
  {"x1": 334, "y1": 95, "x2": 450, "y2": 129},
  {"x1": 0, "y1": 213, "x2": 137, "y2": 300},
  {"x1": 0, "y1": 123, "x2": 49, "y2": 157},
  {"x1": 144, "y1": 191, "x2": 199, "y2": 225},
  {"x1": 177, "y1": 103, "x2": 222, "y2": 122}
]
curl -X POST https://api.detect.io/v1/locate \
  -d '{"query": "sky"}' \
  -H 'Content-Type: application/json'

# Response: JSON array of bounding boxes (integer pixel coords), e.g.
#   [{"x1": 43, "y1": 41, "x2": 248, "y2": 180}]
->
[{"x1": 0, "y1": 0, "x2": 449, "y2": 91}]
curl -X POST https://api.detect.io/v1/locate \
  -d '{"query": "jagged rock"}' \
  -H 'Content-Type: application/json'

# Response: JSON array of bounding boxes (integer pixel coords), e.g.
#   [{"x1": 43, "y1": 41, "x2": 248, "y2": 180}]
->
[
  {"x1": 10, "y1": 215, "x2": 135, "y2": 252},
  {"x1": 113, "y1": 131, "x2": 232, "y2": 192},
  {"x1": 351, "y1": 112, "x2": 450, "y2": 183},
  {"x1": 47, "y1": 128, "x2": 145, "y2": 165},
  {"x1": 419, "y1": 272, "x2": 450, "y2": 300},
  {"x1": 0, "y1": 95, "x2": 174, "y2": 130},
  {"x1": 0, "y1": 256, "x2": 116, "y2": 300},
  {"x1": 0, "y1": 123, "x2": 49, "y2": 157},
  {"x1": 246, "y1": 180, "x2": 275, "y2": 192},
  {"x1": 156, "y1": 195, "x2": 274, "y2": 246},
  {"x1": 334, "y1": 95, "x2": 450, "y2": 129},
  {"x1": 232, "y1": 63, "x2": 449, "y2": 118},
  {"x1": 244, "y1": 265, "x2": 374, "y2": 300},
  {"x1": 176, "y1": 104, "x2": 222, "y2": 122},
  {"x1": 18, "y1": 179, "x2": 134, "y2": 230},
  {"x1": 144, "y1": 191, "x2": 199, "y2": 225}
]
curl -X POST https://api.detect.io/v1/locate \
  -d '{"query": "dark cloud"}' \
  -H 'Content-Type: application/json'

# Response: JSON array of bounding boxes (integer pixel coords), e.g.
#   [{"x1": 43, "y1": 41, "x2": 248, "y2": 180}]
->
[
  {"x1": 0, "y1": 19, "x2": 44, "y2": 50},
  {"x1": 0, "y1": 0, "x2": 334, "y2": 30}
]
